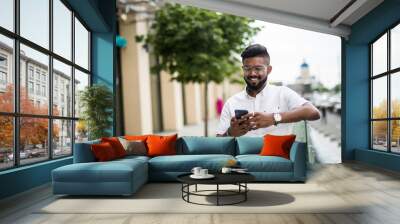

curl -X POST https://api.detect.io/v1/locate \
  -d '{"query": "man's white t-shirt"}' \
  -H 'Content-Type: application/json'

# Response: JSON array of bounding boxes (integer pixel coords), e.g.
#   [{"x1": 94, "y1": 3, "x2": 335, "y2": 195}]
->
[{"x1": 216, "y1": 84, "x2": 308, "y2": 136}]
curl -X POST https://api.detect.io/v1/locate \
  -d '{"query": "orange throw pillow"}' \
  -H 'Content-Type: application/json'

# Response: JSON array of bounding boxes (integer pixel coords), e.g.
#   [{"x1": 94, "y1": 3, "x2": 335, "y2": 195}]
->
[
  {"x1": 146, "y1": 134, "x2": 178, "y2": 157},
  {"x1": 91, "y1": 142, "x2": 117, "y2": 161},
  {"x1": 124, "y1": 135, "x2": 150, "y2": 141},
  {"x1": 101, "y1": 137, "x2": 126, "y2": 158},
  {"x1": 259, "y1": 134, "x2": 296, "y2": 159}
]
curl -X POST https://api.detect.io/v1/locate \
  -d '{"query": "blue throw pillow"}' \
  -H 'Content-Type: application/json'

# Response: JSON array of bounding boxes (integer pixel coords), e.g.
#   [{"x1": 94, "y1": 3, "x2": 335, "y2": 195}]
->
[
  {"x1": 73, "y1": 139, "x2": 100, "y2": 163},
  {"x1": 178, "y1": 136, "x2": 235, "y2": 155},
  {"x1": 236, "y1": 137, "x2": 263, "y2": 155}
]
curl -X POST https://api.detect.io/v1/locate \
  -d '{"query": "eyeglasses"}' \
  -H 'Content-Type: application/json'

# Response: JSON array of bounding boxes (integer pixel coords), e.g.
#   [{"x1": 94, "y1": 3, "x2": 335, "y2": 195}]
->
[{"x1": 242, "y1": 65, "x2": 267, "y2": 74}]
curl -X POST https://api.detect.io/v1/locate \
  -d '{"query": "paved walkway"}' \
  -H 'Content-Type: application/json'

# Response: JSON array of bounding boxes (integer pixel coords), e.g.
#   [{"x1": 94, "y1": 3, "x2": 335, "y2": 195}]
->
[
  {"x1": 308, "y1": 111, "x2": 341, "y2": 142},
  {"x1": 308, "y1": 111, "x2": 341, "y2": 163},
  {"x1": 309, "y1": 127, "x2": 341, "y2": 164}
]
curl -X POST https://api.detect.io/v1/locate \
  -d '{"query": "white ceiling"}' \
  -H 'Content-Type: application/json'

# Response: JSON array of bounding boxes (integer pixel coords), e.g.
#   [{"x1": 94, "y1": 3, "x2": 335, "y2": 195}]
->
[
  {"x1": 228, "y1": 0, "x2": 352, "y2": 22},
  {"x1": 168, "y1": 0, "x2": 384, "y2": 38}
]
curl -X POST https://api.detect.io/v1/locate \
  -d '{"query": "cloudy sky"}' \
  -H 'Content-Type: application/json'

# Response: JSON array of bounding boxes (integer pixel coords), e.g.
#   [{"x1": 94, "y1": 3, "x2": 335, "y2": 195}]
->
[{"x1": 251, "y1": 20, "x2": 341, "y2": 89}]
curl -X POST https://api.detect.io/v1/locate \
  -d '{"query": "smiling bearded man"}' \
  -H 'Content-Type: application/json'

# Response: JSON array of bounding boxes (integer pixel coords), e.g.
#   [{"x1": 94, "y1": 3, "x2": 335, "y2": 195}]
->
[{"x1": 216, "y1": 44, "x2": 321, "y2": 137}]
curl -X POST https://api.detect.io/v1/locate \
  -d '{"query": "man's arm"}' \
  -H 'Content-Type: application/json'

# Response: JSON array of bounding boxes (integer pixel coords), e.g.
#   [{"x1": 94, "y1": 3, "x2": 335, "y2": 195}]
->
[
  {"x1": 243, "y1": 103, "x2": 320, "y2": 130},
  {"x1": 216, "y1": 132, "x2": 228, "y2": 137},
  {"x1": 280, "y1": 102, "x2": 320, "y2": 123},
  {"x1": 216, "y1": 101, "x2": 233, "y2": 136},
  {"x1": 217, "y1": 116, "x2": 252, "y2": 137},
  {"x1": 217, "y1": 130, "x2": 231, "y2": 137},
  {"x1": 216, "y1": 100, "x2": 251, "y2": 137},
  {"x1": 283, "y1": 86, "x2": 320, "y2": 122}
]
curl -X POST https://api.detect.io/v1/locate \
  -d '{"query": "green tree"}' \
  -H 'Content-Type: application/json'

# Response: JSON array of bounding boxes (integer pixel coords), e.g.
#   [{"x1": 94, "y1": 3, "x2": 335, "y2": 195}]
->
[
  {"x1": 373, "y1": 99, "x2": 387, "y2": 120},
  {"x1": 331, "y1": 83, "x2": 341, "y2": 93},
  {"x1": 79, "y1": 84, "x2": 113, "y2": 140},
  {"x1": 372, "y1": 100, "x2": 388, "y2": 143},
  {"x1": 312, "y1": 82, "x2": 329, "y2": 93},
  {"x1": 0, "y1": 85, "x2": 58, "y2": 150},
  {"x1": 372, "y1": 99, "x2": 400, "y2": 145},
  {"x1": 392, "y1": 100, "x2": 400, "y2": 143},
  {"x1": 141, "y1": 3, "x2": 259, "y2": 136}
]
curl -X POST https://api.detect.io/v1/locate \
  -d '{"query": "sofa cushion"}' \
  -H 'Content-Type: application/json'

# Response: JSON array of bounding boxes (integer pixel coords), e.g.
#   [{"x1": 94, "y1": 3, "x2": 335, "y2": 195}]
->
[
  {"x1": 115, "y1": 155, "x2": 150, "y2": 163},
  {"x1": 91, "y1": 142, "x2": 118, "y2": 161},
  {"x1": 124, "y1": 135, "x2": 150, "y2": 141},
  {"x1": 148, "y1": 154, "x2": 235, "y2": 172},
  {"x1": 236, "y1": 137, "x2": 263, "y2": 155},
  {"x1": 147, "y1": 134, "x2": 178, "y2": 157},
  {"x1": 260, "y1": 134, "x2": 296, "y2": 159},
  {"x1": 236, "y1": 155, "x2": 293, "y2": 172},
  {"x1": 118, "y1": 138, "x2": 147, "y2": 156},
  {"x1": 177, "y1": 137, "x2": 235, "y2": 155},
  {"x1": 52, "y1": 159, "x2": 147, "y2": 183},
  {"x1": 73, "y1": 139, "x2": 100, "y2": 163},
  {"x1": 101, "y1": 137, "x2": 127, "y2": 158}
]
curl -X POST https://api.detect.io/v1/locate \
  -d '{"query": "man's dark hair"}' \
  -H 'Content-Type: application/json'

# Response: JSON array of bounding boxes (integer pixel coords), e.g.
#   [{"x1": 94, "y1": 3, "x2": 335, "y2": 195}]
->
[{"x1": 241, "y1": 44, "x2": 270, "y2": 63}]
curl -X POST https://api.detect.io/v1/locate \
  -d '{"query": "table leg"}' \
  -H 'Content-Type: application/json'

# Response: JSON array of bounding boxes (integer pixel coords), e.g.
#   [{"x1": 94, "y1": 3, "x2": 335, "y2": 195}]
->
[
  {"x1": 217, "y1": 184, "x2": 219, "y2": 206},
  {"x1": 195, "y1": 184, "x2": 197, "y2": 192},
  {"x1": 245, "y1": 183, "x2": 247, "y2": 201},
  {"x1": 187, "y1": 184, "x2": 190, "y2": 202},
  {"x1": 181, "y1": 184, "x2": 183, "y2": 199}
]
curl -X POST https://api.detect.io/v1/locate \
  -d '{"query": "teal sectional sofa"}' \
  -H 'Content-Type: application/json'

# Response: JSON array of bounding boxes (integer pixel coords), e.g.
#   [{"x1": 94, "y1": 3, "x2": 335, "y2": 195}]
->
[{"x1": 52, "y1": 136, "x2": 307, "y2": 196}]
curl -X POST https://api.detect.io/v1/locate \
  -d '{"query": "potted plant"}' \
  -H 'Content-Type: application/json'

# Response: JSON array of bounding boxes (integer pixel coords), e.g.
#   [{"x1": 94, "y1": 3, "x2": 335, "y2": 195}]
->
[{"x1": 79, "y1": 84, "x2": 113, "y2": 140}]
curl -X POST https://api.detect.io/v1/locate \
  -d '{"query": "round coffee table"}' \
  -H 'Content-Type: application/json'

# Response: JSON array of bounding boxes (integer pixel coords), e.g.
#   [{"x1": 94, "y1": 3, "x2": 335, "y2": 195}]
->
[{"x1": 177, "y1": 172, "x2": 255, "y2": 206}]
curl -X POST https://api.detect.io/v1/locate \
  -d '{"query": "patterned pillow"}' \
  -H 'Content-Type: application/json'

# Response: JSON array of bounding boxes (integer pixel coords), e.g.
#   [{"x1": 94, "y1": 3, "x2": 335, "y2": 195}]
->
[{"x1": 118, "y1": 137, "x2": 147, "y2": 156}]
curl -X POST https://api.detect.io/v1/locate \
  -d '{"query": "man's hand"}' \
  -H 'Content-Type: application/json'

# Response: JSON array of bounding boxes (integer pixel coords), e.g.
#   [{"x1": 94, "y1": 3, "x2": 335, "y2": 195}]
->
[
  {"x1": 242, "y1": 112, "x2": 275, "y2": 130},
  {"x1": 228, "y1": 116, "x2": 251, "y2": 137}
]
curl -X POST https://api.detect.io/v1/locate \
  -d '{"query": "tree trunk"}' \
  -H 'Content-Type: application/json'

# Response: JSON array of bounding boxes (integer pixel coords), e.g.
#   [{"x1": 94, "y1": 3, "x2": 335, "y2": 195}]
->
[{"x1": 204, "y1": 81, "x2": 209, "y2": 137}]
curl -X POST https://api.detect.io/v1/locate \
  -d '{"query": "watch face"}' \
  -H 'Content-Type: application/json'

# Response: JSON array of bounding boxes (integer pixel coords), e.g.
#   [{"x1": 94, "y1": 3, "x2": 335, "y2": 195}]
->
[{"x1": 274, "y1": 113, "x2": 282, "y2": 122}]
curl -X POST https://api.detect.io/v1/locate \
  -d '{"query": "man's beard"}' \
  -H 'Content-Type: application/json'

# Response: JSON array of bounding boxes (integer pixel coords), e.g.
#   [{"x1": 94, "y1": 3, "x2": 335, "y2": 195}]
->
[{"x1": 244, "y1": 76, "x2": 268, "y2": 93}]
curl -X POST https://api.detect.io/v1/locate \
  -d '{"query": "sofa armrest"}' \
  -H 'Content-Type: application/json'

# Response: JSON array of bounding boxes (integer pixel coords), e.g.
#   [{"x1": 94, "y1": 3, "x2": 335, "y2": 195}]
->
[
  {"x1": 73, "y1": 140, "x2": 100, "y2": 163},
  {"x1": 289, "y1": 142, "x2": 307, "y2": 181}
]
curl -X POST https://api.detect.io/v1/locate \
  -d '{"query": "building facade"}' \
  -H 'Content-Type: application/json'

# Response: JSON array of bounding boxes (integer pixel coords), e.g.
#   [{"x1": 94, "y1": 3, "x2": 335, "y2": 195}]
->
[
  {"x1": 117, "y1": 10, "x2": 243, "y2": 136},
  {"x1": 0, "y1": 41, "x2": 74, "y2": 155}
]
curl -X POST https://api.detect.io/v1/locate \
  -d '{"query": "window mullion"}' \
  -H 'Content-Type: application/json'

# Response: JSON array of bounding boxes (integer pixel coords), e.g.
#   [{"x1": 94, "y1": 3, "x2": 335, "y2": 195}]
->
[
  {"x1": 71, "y1": 10, "x2": 76, "y2": 154},
  {"x1": 13, "y1": 0, "x2": 20, "y2": 167},
  {"x1": 370, "y1": 45, "x2": 373, "y2": 149},
  {"x1": 48, "y1": 0, "x2": 54, "y2": 160},
  {"x1": 88, "y1": 31, "x2": 91, "y2": 74},
  {"x1": 388, "y1": 30, "x2": 391, "y2": 152}
]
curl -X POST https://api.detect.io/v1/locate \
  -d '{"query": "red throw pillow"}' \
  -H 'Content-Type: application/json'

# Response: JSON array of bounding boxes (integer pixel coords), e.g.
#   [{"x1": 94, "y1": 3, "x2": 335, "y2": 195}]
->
[
  {"x1": 146, "y1": 134, "x2": 178, "y2": 157},
  {"x1": 91, "y1": 142, "x2": 118, "y2": 161},
  {"x1": 259, "y1": 134, "x2": 296, "y2": 159},
  {"x1": 101, "y1": 137, "x2": 126, "y2": 158}
]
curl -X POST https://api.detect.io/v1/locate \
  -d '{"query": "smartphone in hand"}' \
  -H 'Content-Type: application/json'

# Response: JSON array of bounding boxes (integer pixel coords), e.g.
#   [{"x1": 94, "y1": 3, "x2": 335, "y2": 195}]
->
[{"x1": 235, "y1": 109, "x2": 249, "y2": 119}]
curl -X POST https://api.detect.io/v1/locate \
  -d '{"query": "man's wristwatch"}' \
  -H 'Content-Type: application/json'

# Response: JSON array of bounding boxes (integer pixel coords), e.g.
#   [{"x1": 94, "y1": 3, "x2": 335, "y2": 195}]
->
[{"x1": 273, "y1": 113, "x2": 282, "y2": 126}]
